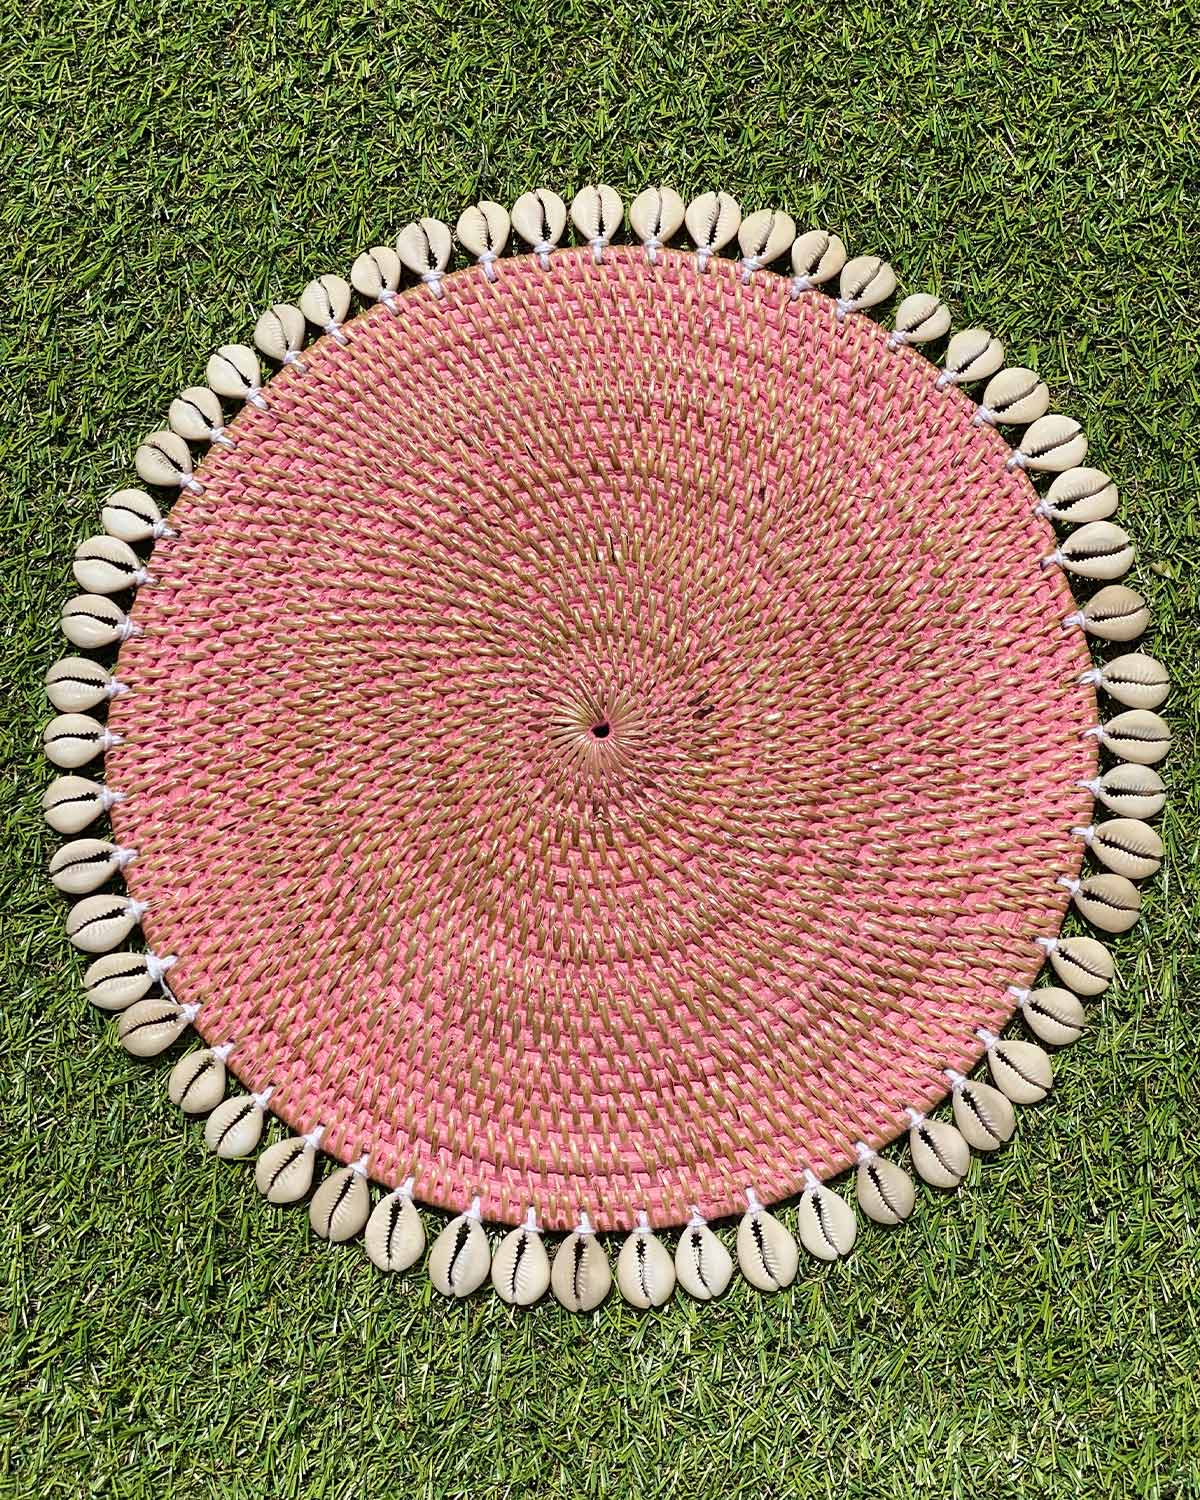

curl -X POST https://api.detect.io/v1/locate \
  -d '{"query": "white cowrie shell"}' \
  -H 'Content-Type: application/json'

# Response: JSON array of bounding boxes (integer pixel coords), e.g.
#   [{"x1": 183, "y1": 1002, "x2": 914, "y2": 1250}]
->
[
  {"x1": 737, "y1": 208, "x2": 797, "y2": 271},
  {"x1": 168, "y1": 387, "x2": 229, "y2": 446},
  {"x1": 168, "y1": 1048, "x2": 227, "y2": 1114},
  {"x1": 491, "y1": 1214, "x2": 551, "y2": 1305},
  {"x1": 1042, "y1": 467, "x2": 1118, "y2": 524},
  {"x1": 685, "y1": 191, "x2": 741, "y2": 266},
  {"x1": 43, "y1": 712, "x2": 113, "y2": 769},
  {"x1": 950, "y1": 1079, "x2": 1016, "y2": 1151},
  {"x1": 1090, "y1": 653, "x2": 1169, "y2": 710},
  {"x1": 890, "y1": 293, "x2": 951, "y2": 345},
  {"x1": 61, "y1": 594, "x2": 131, "y2": 650},
  {"x1": 1055, "y1": 521, "x2": 1134, "y2": 580},
  {"x1": 255, "y1": 1135, "x2": 320, "y2": 1205},
  {"x1": 102, "y1": 488, "x2": 167, "y2": 543},
  {"x1": 1012, "y1": 414, "x2": 1088, "y2": 472},
  {"x1": 350, "y1": 248, "x2": 403, "y2": 304},
  {"x1": 206, "y1": 345, "x2": 264, "y2": 404},
  {"x1": 1020, "y1": 986, "x2": 1086, "y2": 1047},
  {"x1": 796, "y1": 1178, "x2": 857, "y2": 1261},
  {"x1": 299, "y1": 275, "x2": 353, "y2": 330},
  {"x1": 253, "y1": 302, "x2": 308, "y2": 363},
  {"x1": 428, "y1": 1208, "x2": 490, "y2": 1298},
  {"x1": 67, "y1": 893, "x2": 143, "y2": 952},
  {"x1": 72, "y1": 535, "x2": 146, "y2": 594},
  {"x1": 855, "y1": 1154, "x2": 916, "y2": 1226},
  {"x1": 455, "y1": 201, "x2": 511, "y2": 264},
  {"x1": 396, "y1": 220, "x2": 453, "y2": 291},
  {"x1": 789, "y1": 229, "x2": 846, "y2": 286},
  {"x1": 1046, "y1": 935, "x2": 1114, "y2": 996},
  {"x1": 940, "y1": 328, "x2": 1004, "y2": 384},
  {"x1": 511, "y1": 189, "x2": 568, "y2": 264},
  {"x1": 674, "y1": 1219, "x2": 734, "y2": 1300},
  {"x1": 1070, "y1": 871, "x2": 1142, "y2": 932},
  {"x1": 135, "y1": 429, "x2": 198, "y2": 489},
  {"x1": 837, "y1": 255, "x2": 897, "y2": 312},
  {"x1": 49, "y1": 838, "x2": 131, "y2": 894},
  {"x1": 310, "y1": 1163, "x2": 371, "y2": 1242},
  {"x1": 1088, "y1": 818, "x2": 1164, "y2": 880},
  {"x1": 45, "y1": 657, "x2": 119, "y2": 713},
  {"x1": 984, "y1": 1036, "x2": 1053, "y2": 1104},
  {"x1": 118, "y1": 997, "x2": 190, "y2": 1057},
  {"x1": 204, "y1": 1093, "x2": 267, "y2": 1158},
  {"x1": 979, "y1": 367, "x2": 1050, "y2": 426},
  {"x1": 1073, "y1": 585, "x2": 1151, "y2": 642},
  {"x1": 908, "y1": 1116, "x2": 970, "y2": 1189},
  {"x1": 83, "y1": 951, "x2": 167, "y2": 1010},
  {"x1": 1094, "y1": 709, "x2": 1170, "y2": 765},
  {"x1": 1090, "y1": 763, "x2": 1165, "y2": 819},
  {"x1": 43, "y1": 775, "x2": 118, "y2": 835},
  {"x1": 736, "y1": 1199, "x2": 799, "y2": 1291},
  {"x1": 550, "y1": 1223, "x2": 612, "y2": 1311},
  {"x1": 570, "y1": 184, "x2": 624, "y2": 259},
  {"x1": 364, "y1": 1186, "x2": 425, "y2": 1272},
  {"x1": 616, "y1": 1221, "x2": 676, "y2": 1307},
  {"x1": 628, "y1": 186, "x2": 685, "y2": 257}
]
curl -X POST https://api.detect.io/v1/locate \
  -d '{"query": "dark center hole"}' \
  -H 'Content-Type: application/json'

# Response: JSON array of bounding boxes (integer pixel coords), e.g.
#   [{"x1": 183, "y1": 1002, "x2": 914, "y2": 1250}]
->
[{"x1": 591, "y1": 721, "x2": 611, "y2": 739}]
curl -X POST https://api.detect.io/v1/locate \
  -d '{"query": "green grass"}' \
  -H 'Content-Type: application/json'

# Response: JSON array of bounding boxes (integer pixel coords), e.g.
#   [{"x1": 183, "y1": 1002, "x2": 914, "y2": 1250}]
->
[{"x1": 2, "y1": 2, "x2": 1198, "y2": 1496}]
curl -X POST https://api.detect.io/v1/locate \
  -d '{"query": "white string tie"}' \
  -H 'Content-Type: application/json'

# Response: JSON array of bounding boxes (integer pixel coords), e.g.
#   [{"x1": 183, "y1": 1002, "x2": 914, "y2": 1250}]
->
[
  {"x1": 695, "y1": 247, "x2": 713, "y2": 273},
  {"x1": 144, "y1": 952, "x2": 176, "y2": 982},
  {"x1": 739, "y1": 254, "x2": 763, "y2": 283},
  {"x1": 421, "y1": 269, "x2": 445, "y2": 297},
  {"x1": 251, "y1": 1086, "x2": 274, "y2": 1110},
  {"x1": 349, "y1": 1154, "x2": 370, "y2": 1176},
  {"x1": 644, "y1": 236, "x2": 663, "y2": 264},
  {"x1": 789, "y1": 274, "x2": 813, "y2": 299},
  {"x1": 1073, "y1": 824, "x2": 1096, "y2": 844},
  {"x1": 302, "y1": 1125, "x2": 326, "y2": 1151},
  {"x1": 589, "y1": 236, "x2": 607, "y2": 264},
  {"x1": 477, "y1": 250, "x2": 498, "y2": 281},
  {"x1": 533, "y1": 241, "x2": 553, "y2": 270}
]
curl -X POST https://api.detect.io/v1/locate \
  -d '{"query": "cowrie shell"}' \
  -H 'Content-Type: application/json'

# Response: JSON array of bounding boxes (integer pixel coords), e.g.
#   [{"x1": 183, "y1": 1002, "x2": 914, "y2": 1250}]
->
[
  {"x1": 838, "y1": 255, "x2": 897, "y2": 310},
  {"x1": 1092, "y1": 653, "x2": 1169, "y2": 710},
  {"x1": 43, "y1": 775, "x2": 114, "y2": 835},
  {"x1": 49, "y1": 838, "x2": 128, "y2": 894},
  {"x1": 855, "y1": 1154, "x2": 916, "y2": 1226},
  {"x1": 253, "y1": 302, "x2": 307, "y2": 362},
  {"x1": 981, "y1": 367, "x2": 1050, "y2": 425},
  {"x1": 310, "y1": 1164, "x2": 371, "y2": 1242},
  {"x1": 1043, "y1": 467, "x2": 1118, "y2": 523},
  {"x1": 790, "y1": 229, "x2": 846, "y2": 285},
  {"x1": 1057, "y1": 521, "x2": 1134, "y2": 580},
  {"x1": 117, "y1": 997, "x2": 188, "y2": 1057},
  {"x1": 204, "y1": 1093, "x2": 266, "y2": 1158},
  {"x1": 511, "y1": 189, "x2": 568, "y2": 258},
  {"x1": 951, "y1": 1080, "x2": 1016, "y2": 1151},
  {"x1": 737, "y1": 208, "x2": 797, "y2": 267},
  {"x1": 364, "y1": 1188, "x2": 425, "y2": 1272},
  {"x1": 455, "y1": 201, "x2": 511, "y2": 261},
  {"x1": 61, "y1": 594, "x2": 130, "y2": 649},
  {"x1": 168, "y1": 1048, "x2": 227, "y2": 1114},
  {"x1": 985, "y1": 1037, "x2": 1053, "y2": 1104},
  {"x1": 102, "y1": 488, "x2": 166, "y2": 543},
  {"x1": 941, "y1": 328, "x2": 1004, "y2": 384},
  {"x1": 491, "y1": 1219, "x2": 551, "y2": 1305},
  {"x1": 674, "y1": 1221, "x2": 734, "y2": 1300},
  {"x1": 1075, "y1": 585, "x2": 1150, "y2": 641},
  {"x1": 1092, "y1": 763, "x2": 1164, "y2": 818},
  {"x1": 736, "y1": 1204, "x2": 799, "y2": 1290},
  {"x1": 1072, "y1": 871, "x2": 1141, "y2": 932},
  {"x1": 1089, "y1": 818, "x2": 1163, "y2": 880},
  {"x1": 396, "y1": 220, "x2": 453, "y2": 283},
  {"x1": 73, "y1": 535, "x2": 146, "y2": 594},
  {"x1": 428, "y1": 1211, "x2": 490, "y2": 1298},
  {"x1": 45, "y1": 657, "x2": 117, "y2": 713},
  {"x1": 255, "y1": 1135, "x2": 319, "y2": 1204},
  {"x1": 796, "y1": 1180, "x2": 857, "y2": 1260},
  {"x1": 1014, "y1": 414, "x2": 1088, "y2": 471},
  {"x1": 616, "y1": 1224, "x2": 676, "y2": 1307},
  {"x1": 570, "y1": 184, "x2": 624, "y2": 253},
  {"x1": 298, "y1": 275, "x2": 352, "y2": 328},
  {"x1": 135, "y1": 429, "x2": 196, "y2": 488},
  {"x1": 206, "y1": 344, "x2": 262, "y2": 403},
  {"x1": 168, "y1": 387, "x2": 227, "y2": 445},
  {"x1": 1048, "y1": 935, "x2": 1114, "y2": 996},
  {"x1": 684, "y1": 191, "x2": 741, "y2": 255},
  {"x1": 908, "y1": 1117, "x2": 969, "y2": 1189},
  {"x1": 628, "y1": 186, "x2": 685, "y2": 252},
  {"x1": 1020, "y1": 986, "x2": 1086, "y2": 1047},
  {"x1": 1096, "y1": 709, "x2": 1170, "y2": 765},
  {"x1": 349, "y1": 247, "x2": 402, "y2": 303},
  {"x1": 43, "y1": 712, "x2": 109, "y2": 769},
  {"x1": 891, "y1": 293, "x2": 951, "y2": 344},
  {"x1": 83, "y1": 951, "x2": 161, "y2": 1010},
  {"x1": 550, "y1": 1227, "x2": 612, "y2": 1311}
]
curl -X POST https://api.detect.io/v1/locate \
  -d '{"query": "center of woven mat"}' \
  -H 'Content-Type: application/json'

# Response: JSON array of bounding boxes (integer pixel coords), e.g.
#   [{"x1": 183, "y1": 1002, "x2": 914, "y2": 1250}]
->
[{"x1": 109, "y1": 248, "x2": 1095, "y2": 1229}]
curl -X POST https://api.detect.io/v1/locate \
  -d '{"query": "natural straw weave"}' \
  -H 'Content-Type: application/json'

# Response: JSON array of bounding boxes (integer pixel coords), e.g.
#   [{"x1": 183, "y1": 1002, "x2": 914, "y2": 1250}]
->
[{"x1": 108, "y1": 247, "x2": 1097, "y2": 1231}]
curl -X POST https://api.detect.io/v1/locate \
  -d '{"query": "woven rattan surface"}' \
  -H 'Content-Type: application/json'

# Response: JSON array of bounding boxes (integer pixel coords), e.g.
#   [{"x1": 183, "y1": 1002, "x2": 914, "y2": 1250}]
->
[{"x1": 109, "y1": 247, "x2": 1097, "y2": 1230}]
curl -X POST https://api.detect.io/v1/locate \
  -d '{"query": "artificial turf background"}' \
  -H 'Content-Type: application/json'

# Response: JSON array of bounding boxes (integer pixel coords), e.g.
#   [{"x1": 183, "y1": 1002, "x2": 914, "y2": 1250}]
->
[{"x1": 3, "y1": 3, "x2": 1197, "y2": 1496}]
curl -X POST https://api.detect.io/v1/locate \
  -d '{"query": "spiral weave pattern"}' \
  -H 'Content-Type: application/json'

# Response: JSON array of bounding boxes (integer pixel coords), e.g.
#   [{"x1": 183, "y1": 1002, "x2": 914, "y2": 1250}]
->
[{"x1": 109, "y1": 247, "x2": 1096, "y2": 1230}]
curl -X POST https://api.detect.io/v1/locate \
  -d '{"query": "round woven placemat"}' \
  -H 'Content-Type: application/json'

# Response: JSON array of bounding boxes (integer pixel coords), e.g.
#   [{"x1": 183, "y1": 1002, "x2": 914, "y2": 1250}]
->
[{"x1": 104, "y1": 245, "x2": 1095, "y2": 1231}]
